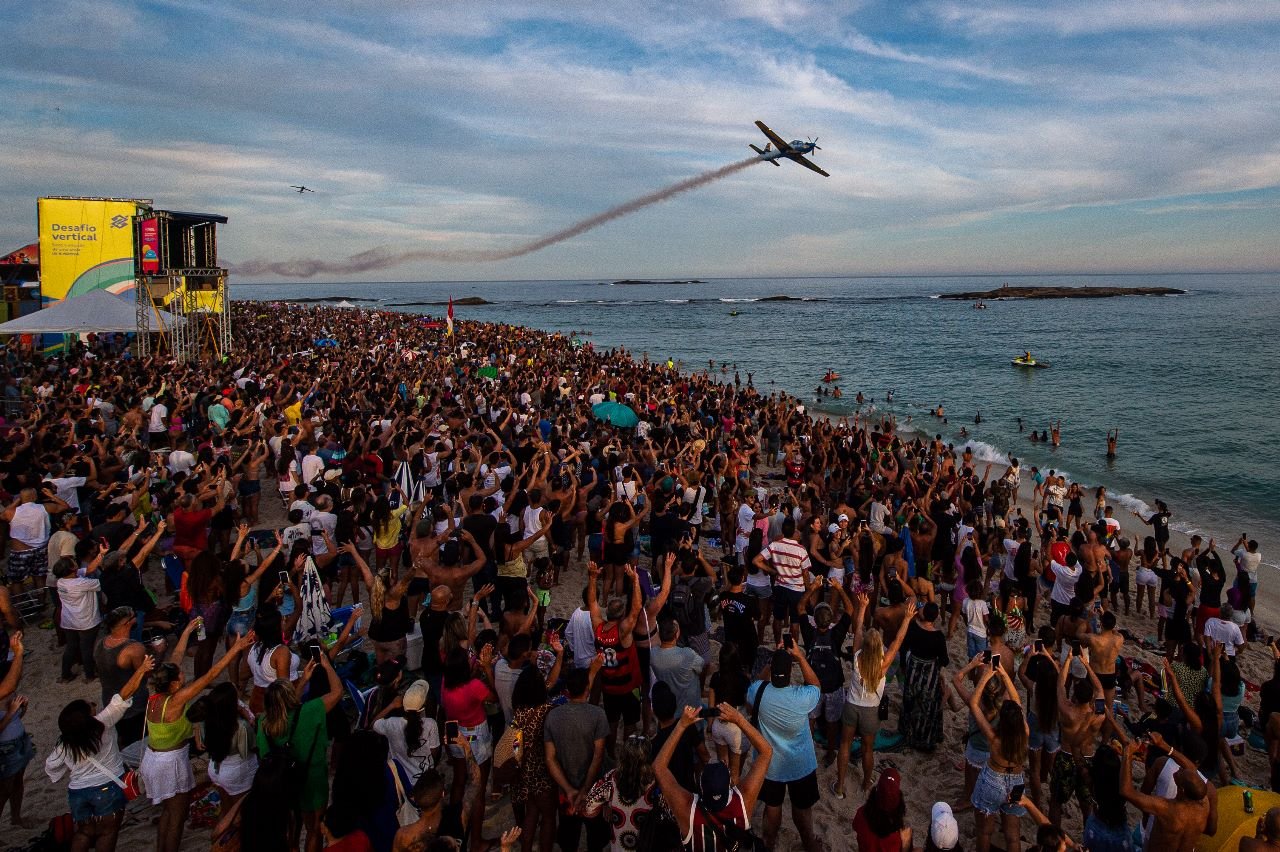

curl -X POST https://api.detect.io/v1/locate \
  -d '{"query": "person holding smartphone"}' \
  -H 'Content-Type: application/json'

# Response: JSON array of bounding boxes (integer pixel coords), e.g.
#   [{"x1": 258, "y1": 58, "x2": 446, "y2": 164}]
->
[
  {"x1": 967, "y1": 660, "x2": 1029, "y2": 852},
  {"x1": 1049, "y1": 652, "x2": 1110, "y2": 827}
]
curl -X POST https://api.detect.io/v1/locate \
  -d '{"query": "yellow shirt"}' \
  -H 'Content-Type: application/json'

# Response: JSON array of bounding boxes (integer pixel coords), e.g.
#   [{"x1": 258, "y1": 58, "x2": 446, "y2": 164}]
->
[
  {"x1": 283, "y1": 400, "x2": 303, "y2": 426},
  {"x1": 373, "y1": 505, "x2": 408, "y2": 550}
]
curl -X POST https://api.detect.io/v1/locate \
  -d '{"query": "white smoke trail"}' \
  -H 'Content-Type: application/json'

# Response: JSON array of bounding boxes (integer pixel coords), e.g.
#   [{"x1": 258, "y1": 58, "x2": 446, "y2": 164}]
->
[{"x1": 234, "y1": 157, "x2": 761, "y2": 278}]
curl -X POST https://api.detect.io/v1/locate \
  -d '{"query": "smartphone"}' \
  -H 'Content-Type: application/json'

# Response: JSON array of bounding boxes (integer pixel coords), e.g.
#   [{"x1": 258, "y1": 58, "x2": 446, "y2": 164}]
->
[
  {"x1": 1072, "y1": 642, "x2": 1082, "y2": 658},
  {"x1": 278, "y1": 570, "x2": 290, "y2": 587},
  {"x1": 990, "y1": 654, "x2": 1001, "y2": 670},
  {"x1": 698, "y1": 707, "x2": 721, "y2": 719},
  {"x1": 982, "y1": 649, "x2": 992, "y2": 665},
  {"x1": 1094, "y1": 698, "x2": 1107, "y2": 715},
  {"x1": 1008, "y1": 783, "x2": 1025, "y2": 804},
  {"x1": 783, "y1": 634, "x2": 795, "y2": 650},
  {"x1": 1034, "y1": 639, "x2": 1045, "y2": 654},
  {"x1": 445, "y1": 720, "x2": 460, "y2": 742},
  {"x1": 308, "y1": 643, "x2": 323, "y2": 663}
]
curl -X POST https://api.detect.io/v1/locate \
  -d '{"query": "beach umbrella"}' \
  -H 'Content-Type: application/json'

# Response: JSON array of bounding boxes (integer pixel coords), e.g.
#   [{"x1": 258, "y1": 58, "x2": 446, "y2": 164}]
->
[
  {"x1": 592, "y1": 401, "x2": 639, "y2": 428},
  {"x1": 393, "y1": 459, "x2": 428, "y2": 505},
  {"x1": 476, "y1": 365, "x2": 499, "y2": 379}
]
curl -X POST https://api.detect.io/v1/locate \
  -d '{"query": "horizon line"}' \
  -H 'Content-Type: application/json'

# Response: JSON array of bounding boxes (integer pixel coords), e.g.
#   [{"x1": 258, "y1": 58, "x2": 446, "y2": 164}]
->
[{"x1": 228, "y1": 269, "x2": 1280, "y2": 287}]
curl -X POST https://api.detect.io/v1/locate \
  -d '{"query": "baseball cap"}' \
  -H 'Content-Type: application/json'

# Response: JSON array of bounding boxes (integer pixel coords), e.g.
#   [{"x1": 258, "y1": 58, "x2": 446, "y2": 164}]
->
[
  {"x1": 699, "y1": 762, "x2": 733, "y2": 812},
  {"x1": 403, "y1": 680, "x2": 430, "y2": 713},
  {"x1": 770, "y1": 649, "x2": 793, "y2": 689},
  {"x1": 838, "y1": 513, "x2": 850, "y2": 523},
  {"x1": 828, "y1": 523, "x2": 840, "y2": 534},
  {"x1": 931, "y1": 802, "x2": 959, "y2": 849},
  {"x1": 873, "y1": 767, "x2": 902, "y2": 811}
]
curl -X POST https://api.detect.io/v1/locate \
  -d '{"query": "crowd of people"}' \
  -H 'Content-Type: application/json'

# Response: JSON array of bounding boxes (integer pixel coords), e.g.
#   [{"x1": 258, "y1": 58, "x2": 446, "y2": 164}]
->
[{"x1": 0, "y1": 300, "x2": 1273, "y2": 852}]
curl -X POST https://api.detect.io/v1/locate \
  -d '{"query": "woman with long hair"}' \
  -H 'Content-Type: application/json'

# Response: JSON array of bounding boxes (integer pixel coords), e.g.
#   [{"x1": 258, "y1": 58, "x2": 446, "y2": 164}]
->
[
  {"x1": 441, "y1": 644, "x2": 497, "y2": 850},
  {"x1": 967, "y1": 665, "x2": 1029, "y2": 852},
  {"x1": 255, "y1": 653, "x2": 344, "y2": 852},
  {"x1": 224, "y1": 527, "x2": 284, "y2": 691},
  {"x1": 852, "y1": 767, "x2": 912, "y2": 852},
  {"x1": 707, "y1": 641, "x2": 750, "y2": 785},
  {"x1": 509, "y1": 665, "x2": 562, "y2": 852},
  {"x1": 372, "y1": 679, "x2": 440, "y2": 784},
  {"x1": 209, "y1": 739, "x2": 296, "y2": 852},
  {"x1": 184, "y1": 548, "x2": 228, "y2": 677},
  {"x1": 246, "y1": 603, "x2": 300, "y2": 715},
  {"x1": 189, "y1": 681, "x2": 258, "y2": 818},
  {"x1": 833, "y1": 596, "x2": 915, "y2": 799},
  {"x1": 603, "y1": 496, "x2": 647, "y2": 596},
  {"x1": 327, "y1": 729, "x2": 411, "y2": 852},
  {"x1": 583, "y1": 731, "x2": 660, "y2": 852},
  {"x1": 1018, "y1": 645, "x2": 1060, "y2": 805},
  {"x1": 44, "y1": 646, "x2": 151, "y2": 852},
  {"x1": 1133, "y1": 536, "x2": 1163, "y2": 625},
  {"x1": 742, "y1": 527, "x2": 772, "y2": 644},
  {"x1": 348, "y1": 540, "x2": 414, "y2": 665},
  {"x1": 142, "y1": 631, "x2": 254, "y2": 852},
  {"x1": 1082, "y1": 745, "x2": 1131, "y2": 852},
  {"x1": 900, "y1": 601, "x2": 950, "y2": 752}
]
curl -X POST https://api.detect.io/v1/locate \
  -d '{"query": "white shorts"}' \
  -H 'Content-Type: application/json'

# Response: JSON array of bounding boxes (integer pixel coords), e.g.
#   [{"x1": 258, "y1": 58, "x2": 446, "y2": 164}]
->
[
  {"x1": 710, "y1": 719, "x2": 745, "y2": 754},
  {"x1": 1136, "y1": 568, "x2": 1158, "y2": 588},
  {"x1": 446, "y1": 721, "x2": 493, "y2": 765}
]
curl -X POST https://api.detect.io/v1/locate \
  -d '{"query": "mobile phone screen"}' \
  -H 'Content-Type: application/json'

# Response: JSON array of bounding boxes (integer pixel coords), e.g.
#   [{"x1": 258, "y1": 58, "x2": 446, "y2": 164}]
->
[
  {"x1": 279, "y1": 571, "x2": 290, "y2": 586},
  {"x1": 698, "y1": 707, "x2": 721, "y2": 719},
  {"x1": 1094, "y1": 698, "x2": 1107, "y2": 715},
  {"x1": 982, "y1": 649, "x2": 992, "y2": 664},
  {"x1": 309, "y1": 644, "x2": 323, "y2": 663},
  {"x1": 1034, "y1": 640, "x2": 1045, "y2": 653},
  {"x1": 990, "y1": 654, "x2": 1001, "y2": 670},
  {"x1": 445, "y1": 721, "x2": 460, "y2": 742},
  {"x1": 783, "y1": 635, "x2": 794, "y2": 650}
]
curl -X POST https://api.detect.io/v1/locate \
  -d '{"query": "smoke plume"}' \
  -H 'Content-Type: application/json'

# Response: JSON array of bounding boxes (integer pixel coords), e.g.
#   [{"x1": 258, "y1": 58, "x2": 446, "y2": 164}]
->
[{"x1": 234, "y1": 157, "x2": 760, "y2": 278}]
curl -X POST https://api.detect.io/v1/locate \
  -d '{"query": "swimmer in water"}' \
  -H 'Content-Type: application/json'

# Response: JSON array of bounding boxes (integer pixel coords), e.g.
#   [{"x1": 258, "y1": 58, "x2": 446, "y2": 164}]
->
[
  {"x1": 1030, "y1": 431, "x2": 1040, "y2": 443},
  {"x1": 959, "y1": 426, "x2": 968, "y2": 437},
  {"x1": 1106, "y1": 428, "x2": 1118, "y2": 459},
  {"x1": 1017, "y1": 417, "x2": 1024, "y2": 432},
  {"x1": 974, "y1": 411, "x2": 982, "y2": 425},
  {"x1": 1051, "y1": 420, "x2": 1061, "y2": 447}
]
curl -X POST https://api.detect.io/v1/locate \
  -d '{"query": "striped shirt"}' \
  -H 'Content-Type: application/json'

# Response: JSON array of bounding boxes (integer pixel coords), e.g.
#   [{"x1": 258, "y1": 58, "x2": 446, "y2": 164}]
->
[
  {"x1": 683, "y1": 790, "x2": 750, "y2": 852},
  {"x1": 762, "y1": 537, "x2": 811, "y2": 592}
]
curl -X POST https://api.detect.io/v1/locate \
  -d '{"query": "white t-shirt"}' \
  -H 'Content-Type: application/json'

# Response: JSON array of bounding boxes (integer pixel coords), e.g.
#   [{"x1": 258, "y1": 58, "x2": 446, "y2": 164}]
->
[
  {"x1": 374, "y1": 714, "x2": 440, "y2": 782},
  {"x1": 310, "y1": 511, "x2": 337, "y2": 555},
  {"x1": 10, "y1": 502, "x2": 50, "y2": 548},
  {"x1": 300, "y1": 453, "x2": 325, "y2": 488},
  {"x1": 1046, "y1": 484, "x2": 1067, "y2": 508},
  {"x1": 167, "y1": 450, "x2": 196, "y2": 476},
  {"x1": 58, "y1": 576, "x2": 102, "y2": 630},
  {"x1": 1050, "y1": 560, "x2": 1081, "y2": 606},
  {"x1": 869, "y1": 501, "x2": 892, "y2": 534},
  {"x1": 565, "y1": 607, "x2": 597, "y2": 669},
  {"x1": 1235, "y1": 547, "x2": 1261, "y2": 582},
  {"x1": 963, "y1": 598, "x2": 990, "y2": 638},
  {"x1": 1204, "y1": 618, "x2": 1246, "y2": 657},
  {"x1": 148, "y1": 403, "x2": 168, "y2": 433}
]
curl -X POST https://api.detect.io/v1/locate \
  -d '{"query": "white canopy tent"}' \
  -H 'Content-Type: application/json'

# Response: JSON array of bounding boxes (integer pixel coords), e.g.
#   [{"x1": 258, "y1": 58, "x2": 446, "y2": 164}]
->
[{"x1": 0, "y1": 289, "x2": 184, "y2": 335}]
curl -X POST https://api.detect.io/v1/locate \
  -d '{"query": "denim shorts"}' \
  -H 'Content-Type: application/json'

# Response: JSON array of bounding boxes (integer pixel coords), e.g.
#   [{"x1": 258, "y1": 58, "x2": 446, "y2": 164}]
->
[
  {"x1": 1222, "y1": 711, "x2": 1240, "y2": 740},
  {"x1": 225, "y1": 608, "x2": 255, "y2": 638},
  {"x1": 1027, "y1": 711, "x2": 1061, "y2": 754},
  {"x1": 964, "y1": 741, "x2": 990, "y2": 768},
  {"x1": 69, "y1": 781, "x2": 127, "y2": 822},
  {"x1": 972, "y1": 766, "x2": 1027, "y2": 816},
  {"x1": 966, "y1": 633, "x2": 989, "y2": 662}
]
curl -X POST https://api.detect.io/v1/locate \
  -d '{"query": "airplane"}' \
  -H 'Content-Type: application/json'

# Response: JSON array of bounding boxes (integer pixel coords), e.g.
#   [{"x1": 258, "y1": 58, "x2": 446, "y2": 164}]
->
[
  {"x1": 749, "y1": 120, "x2": 829, "y2": 177},
  {"x1": 289, "y1": 185, "x2": 315, "y2": 194}
]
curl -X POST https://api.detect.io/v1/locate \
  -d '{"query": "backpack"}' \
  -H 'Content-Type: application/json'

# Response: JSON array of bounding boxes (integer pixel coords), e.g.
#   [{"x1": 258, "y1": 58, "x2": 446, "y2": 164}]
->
[
  {"x1": 262, "y1": 707, "x2": 314, "y2": 790},
  {"x1": 670, "y1": 576, "x2": 705, "y2": 637},
  {"x1": 806, "y1": 631, "x2": 845, "y2": 693}
]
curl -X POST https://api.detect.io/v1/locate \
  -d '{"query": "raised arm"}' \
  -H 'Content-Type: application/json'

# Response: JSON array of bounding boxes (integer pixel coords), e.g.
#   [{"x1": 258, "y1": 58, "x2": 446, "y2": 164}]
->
[
  {"x1": 173, "y1": 633, "x2": 254, "y2": 705},
  {"x1": 646, "y1": 552, "x2": 676, "y2": 615},
  {"x1": 880, "y1": 601, "x2": 918, "y2": 679},
  {"x1": 585, "y1": 562, "x2": 604, "y2": 628},
  {"x1": 968, "y1": 668, "x2": 999, "y2": 742},
  {"x1": 653, "y1": 705, "x2": 698, "y2": 837},
  {"x1": 618, "y1": 566, "x2": 644, "y2": 636}
]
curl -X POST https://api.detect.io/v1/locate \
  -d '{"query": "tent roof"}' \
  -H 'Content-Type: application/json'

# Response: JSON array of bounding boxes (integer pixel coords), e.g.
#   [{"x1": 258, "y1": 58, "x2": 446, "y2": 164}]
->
[{"x1": 0, "y1": 289, "x2": 185, "y2": 335}]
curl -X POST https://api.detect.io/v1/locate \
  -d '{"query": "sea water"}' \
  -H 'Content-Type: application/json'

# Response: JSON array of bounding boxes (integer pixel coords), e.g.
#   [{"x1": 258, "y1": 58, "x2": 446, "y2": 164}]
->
[{"x1": 237, "y1": 273, "x2": 1280, "y2": 564}]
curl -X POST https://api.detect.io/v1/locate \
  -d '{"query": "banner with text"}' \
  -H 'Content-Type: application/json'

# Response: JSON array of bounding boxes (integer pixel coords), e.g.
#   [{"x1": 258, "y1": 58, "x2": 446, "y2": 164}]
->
[{"x1": 37, "y1": 198, "x2": 140, "y2": 301}]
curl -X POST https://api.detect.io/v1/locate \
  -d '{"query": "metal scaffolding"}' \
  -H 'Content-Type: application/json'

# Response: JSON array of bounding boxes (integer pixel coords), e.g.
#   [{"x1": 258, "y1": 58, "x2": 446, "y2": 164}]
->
[{"x1": 133, "y1": 210, "x2": 230, "y2": 360}]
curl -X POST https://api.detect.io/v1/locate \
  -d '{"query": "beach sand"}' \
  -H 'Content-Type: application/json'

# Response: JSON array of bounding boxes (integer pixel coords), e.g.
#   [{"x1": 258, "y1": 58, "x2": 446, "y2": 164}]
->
[{"x1": 5, "y1": 433, "x2": 1274, "y2": 851}]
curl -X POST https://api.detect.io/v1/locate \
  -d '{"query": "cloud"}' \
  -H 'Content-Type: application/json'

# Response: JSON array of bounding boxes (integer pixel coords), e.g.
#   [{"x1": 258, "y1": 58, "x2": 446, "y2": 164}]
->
[{"x1": 930, "y1": 1, "x2": 1280, "y2": 36}]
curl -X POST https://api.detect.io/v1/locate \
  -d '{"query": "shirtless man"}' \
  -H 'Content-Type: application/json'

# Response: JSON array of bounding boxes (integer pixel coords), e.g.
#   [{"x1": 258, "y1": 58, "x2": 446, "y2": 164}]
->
[
  {"x1": 1050, "y1": 653, "x2": 1110, "y2": 826},
  {"x1": 1083, "y1": 611, "x2": 1124, "y2": 708},
  {"x1": 1242, "y1": 808, "x2": 1280, "y2": 852},
  {"x1": 1111, "y1": 537, "x2": 1134, "y2": 616},
  {"x1": 907, "y1": 505, "x2": 938, "y2": 591},
  {"x1": 1079, "y1": 524, "x2": 1111, "y2": 593},
  {"x1": 1120, "y1": 736, "x2": 1210, "y2": 852},
  {"x1": 1106, "y1": 429, "x2": 1118, "y2": 460},
  {"x1": 415, "y1": 527, "x2": 487, "y2": 612},
  {"x1": 879, "y1": 537, "x2": 910, "y2": 596}
]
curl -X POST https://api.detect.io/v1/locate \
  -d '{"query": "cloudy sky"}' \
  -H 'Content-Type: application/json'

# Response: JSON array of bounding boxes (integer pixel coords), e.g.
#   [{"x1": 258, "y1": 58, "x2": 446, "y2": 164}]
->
[{"x1": 3, "y1": 1, "x2": 1279, "y2": 281}]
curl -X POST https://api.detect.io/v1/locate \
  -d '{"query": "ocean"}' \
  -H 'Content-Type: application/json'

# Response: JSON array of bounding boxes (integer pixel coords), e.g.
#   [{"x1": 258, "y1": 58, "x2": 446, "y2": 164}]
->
[{"x1": 235, "y1": 273, "x2": 1279, "y2": 565}]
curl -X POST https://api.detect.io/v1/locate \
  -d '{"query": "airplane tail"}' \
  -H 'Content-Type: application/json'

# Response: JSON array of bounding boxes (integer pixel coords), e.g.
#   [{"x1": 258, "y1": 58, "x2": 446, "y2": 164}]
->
[{"x1": 749, "y1": 144, "x2": 781, "y2": 165}]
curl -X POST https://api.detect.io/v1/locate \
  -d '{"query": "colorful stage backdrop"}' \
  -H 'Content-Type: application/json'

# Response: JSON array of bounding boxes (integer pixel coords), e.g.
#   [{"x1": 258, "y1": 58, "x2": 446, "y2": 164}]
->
[{"x1": 37, "y1": 197, "x2": 147, "y2": 301}]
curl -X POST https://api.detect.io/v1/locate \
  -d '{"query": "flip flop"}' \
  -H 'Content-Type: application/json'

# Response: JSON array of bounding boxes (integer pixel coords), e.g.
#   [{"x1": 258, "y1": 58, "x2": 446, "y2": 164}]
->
[{"x1": 829, "y1": 780, "x2": 846, "y2": 800}]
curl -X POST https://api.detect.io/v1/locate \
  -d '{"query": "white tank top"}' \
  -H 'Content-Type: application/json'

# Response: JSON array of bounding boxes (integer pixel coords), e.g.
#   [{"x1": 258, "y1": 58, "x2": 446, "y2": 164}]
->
[{"x1": 248, "y1": 643, "x2": 300, "y2": 689}]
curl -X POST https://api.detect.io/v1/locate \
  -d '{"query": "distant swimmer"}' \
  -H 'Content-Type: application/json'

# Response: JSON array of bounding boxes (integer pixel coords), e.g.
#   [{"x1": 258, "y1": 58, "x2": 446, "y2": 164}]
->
[
  {"x1": 832, "y1": 387, "x2": 842, "y2": 399},
  {"x1": 1017, "y1": 417, "x2": 1024, "y2": 432},
  {"x1": 974, "y1": 411, "x2": 982, "y2": 425},
  {"x1": 856, "y1": 391, "x2": 865, "y2": 405},
  {"x1": 886, "y1": 390, "x2": 894, "y2": 403},
  {"x1": 959, "y1": 426, "x2": 968, "y2": 437},
  {"x1": 1030, "y1": 431, "x2": 1040, "y2": 443},
  {"x1": 1107, "y1": 428, "x2": 1119, "y2": 459},
  {"x1": 1051, "y1": 420, "x2": 1061, "y2": 447}
]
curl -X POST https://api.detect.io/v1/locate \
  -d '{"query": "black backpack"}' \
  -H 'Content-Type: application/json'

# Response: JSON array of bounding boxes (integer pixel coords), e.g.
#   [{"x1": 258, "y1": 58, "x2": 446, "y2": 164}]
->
[
  {"x1": 262, "y1": 707, "x2": 315, "y2": 791},
  {"x1": 806, "y1": 631, "x2": 845, "y2": 693},
  {"x1": 670, "y1": 576, "x2": 705, "y2": 637}
]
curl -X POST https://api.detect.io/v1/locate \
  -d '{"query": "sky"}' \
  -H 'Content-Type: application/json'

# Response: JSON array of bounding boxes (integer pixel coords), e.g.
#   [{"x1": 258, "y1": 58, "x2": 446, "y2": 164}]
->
[{"x1": 3, "y1": 0, "x2": 1280, "y2": 281}]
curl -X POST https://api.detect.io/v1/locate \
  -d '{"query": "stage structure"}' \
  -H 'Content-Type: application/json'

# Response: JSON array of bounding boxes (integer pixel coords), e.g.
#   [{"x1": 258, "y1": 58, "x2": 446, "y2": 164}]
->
[{"x1": 134, "y1": 210, "x2": 230, "y2": 359}]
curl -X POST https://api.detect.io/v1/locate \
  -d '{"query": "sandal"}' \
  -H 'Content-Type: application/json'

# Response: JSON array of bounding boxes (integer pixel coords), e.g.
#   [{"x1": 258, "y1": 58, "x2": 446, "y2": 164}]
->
[{"x1": 829, "y1": 780, "x2": 846, "y2": 800}]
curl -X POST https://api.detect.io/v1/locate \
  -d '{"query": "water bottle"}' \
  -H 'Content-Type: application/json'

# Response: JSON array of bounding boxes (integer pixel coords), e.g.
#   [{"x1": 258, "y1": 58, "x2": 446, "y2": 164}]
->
[{"x1": 194, "y1": 617, "x2": 206, "y2": 642}]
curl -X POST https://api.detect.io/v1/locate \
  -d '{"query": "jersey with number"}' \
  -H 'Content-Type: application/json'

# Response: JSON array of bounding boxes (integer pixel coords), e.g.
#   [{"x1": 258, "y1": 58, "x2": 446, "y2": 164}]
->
[{"x1": 595, "y1": 620, "x2": 640, "y2": 695}]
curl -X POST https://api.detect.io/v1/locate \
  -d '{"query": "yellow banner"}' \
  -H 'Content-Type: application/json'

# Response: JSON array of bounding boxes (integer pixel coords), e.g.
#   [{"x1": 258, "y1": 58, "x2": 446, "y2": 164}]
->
[{"x1": 37, "y1": 198, "x2": 141, "y2": 302}]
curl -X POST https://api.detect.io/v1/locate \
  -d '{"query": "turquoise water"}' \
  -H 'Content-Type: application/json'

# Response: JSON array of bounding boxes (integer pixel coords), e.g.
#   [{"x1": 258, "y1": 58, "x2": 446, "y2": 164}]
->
[{"x1": 236, "y1": 273, "x2": 1279, "y2": 562}]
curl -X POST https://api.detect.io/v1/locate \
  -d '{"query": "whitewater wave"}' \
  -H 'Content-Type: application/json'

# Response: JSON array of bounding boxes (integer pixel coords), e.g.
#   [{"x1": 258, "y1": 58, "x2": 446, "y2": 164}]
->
[{"x1": 719, "y1": 298, "x2": 758, "y2": 303}]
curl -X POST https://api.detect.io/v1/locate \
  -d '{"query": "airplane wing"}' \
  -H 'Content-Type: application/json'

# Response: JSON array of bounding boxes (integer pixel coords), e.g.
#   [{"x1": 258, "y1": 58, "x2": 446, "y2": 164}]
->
[
  {"x1": 755, "y1": 120, "x2": 790, "y2": 152},
  {"x1": 788, "y1": 154, "x2": 830, "y2": 178}
]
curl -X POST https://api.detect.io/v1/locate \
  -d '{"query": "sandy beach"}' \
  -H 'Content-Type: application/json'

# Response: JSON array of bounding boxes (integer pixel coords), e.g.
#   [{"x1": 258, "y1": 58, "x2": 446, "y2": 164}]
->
[{"x1": 4, "y1": 313, "x2": 1275, "y2": 852}]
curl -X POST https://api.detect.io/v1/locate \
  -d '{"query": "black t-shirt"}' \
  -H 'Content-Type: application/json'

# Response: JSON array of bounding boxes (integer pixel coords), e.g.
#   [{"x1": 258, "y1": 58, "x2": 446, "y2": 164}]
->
[
  {"x1": 649, "y1": 510, "x2": 686, "y2": 557},
  {"x1": 418, "y1": 608, "x2": 450, "y2": 675},
  {"x1": 1198, "y1": 563, "x2": 1226, "y2": 609},
  {"x1": 1151, "y1": 512, "x2": 1171, "y2": 542},
  {"x1": 718, "y1": 590, "x2": 758, "y2": 654},
  {"x1": 902, "y1": 620, "x2": 950, "y2": 666},
  {"x1": 650, "y1": 723, "x2": 701, "y2": 793},
  {"x1": 708, "y1": 667, "x2": 749, "y2": 707},
  {"x1": 368, "y1": 598, "x2": 411, "y2": 643},
  {"x1": 461, "y1": 512, "x2": 498, "y2": 563},
  {"x1": 90, "y1": 520, "x2": 134, "y2": 552}
]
